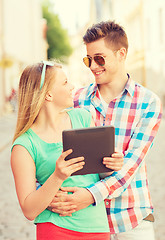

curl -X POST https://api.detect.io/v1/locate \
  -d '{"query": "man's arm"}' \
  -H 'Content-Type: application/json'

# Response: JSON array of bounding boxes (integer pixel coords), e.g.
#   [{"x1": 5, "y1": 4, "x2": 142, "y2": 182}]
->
[
  {"x1": 48, "y1": 187, "x2": 95, "y2": 216},
  {"x1": 87, "y1": 96, "x2": 162, "y2": 205},
  {"x1": 49, "y1": 96, "x2": 162, "y2": 214},
  {"x1": 49, "y1": 152, "x2": 124, "y2": 215}
]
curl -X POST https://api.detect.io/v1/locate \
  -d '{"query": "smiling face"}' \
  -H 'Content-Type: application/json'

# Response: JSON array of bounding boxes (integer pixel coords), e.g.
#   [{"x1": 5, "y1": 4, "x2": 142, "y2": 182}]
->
[
  {"x1": 86, "y1": 38, "x2": 125, "y2": 85},
  {"x1": 48, "y1": 68, "x2": 74, "y2": 110}
]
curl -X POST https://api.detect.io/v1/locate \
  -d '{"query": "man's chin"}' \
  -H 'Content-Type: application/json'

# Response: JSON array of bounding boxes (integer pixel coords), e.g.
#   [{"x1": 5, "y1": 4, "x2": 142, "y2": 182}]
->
[
  {"x1": 95, "y1": 77, "x2": 112, "y2": 85},
  {"x1": 68, "y1": 102, "x2": 74, "y2": 108},
  {"x1": 95, "y1": 78, "x2": 105, "y2": 85}
]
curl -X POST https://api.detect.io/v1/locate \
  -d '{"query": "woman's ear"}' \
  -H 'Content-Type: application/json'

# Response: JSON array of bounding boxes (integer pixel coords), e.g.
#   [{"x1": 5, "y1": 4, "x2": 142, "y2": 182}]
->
[{"x1": 45, "y1": 91, "x2": 53, "y2": 102}]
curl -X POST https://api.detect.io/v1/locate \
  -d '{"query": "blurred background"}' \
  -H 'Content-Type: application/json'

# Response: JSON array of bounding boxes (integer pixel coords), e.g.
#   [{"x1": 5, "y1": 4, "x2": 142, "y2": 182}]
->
[
  {"x1": 0, "y1": 0, "x2": 165, "y2": 114},
  {"x1": 0, "y1": 0, "x2": 165, "y2": 239}
]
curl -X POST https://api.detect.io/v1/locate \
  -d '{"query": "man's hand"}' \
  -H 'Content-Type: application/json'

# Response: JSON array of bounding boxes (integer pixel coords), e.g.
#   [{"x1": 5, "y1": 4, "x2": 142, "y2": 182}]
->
[{"x1": 48, "y1": 187, "x2": 95, "y2": 216}]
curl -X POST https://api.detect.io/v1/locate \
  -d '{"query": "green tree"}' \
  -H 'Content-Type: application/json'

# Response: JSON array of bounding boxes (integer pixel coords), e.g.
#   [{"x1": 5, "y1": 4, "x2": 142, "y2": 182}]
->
[{"x1": 42, "y1": 0, "x2": 73, "y2": 62}]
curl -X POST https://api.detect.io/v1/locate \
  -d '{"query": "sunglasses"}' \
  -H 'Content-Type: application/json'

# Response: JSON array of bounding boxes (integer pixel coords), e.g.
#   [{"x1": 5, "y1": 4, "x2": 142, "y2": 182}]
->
[
  {"x1": 83, "y1": 55, "x2": 105, "y2": 68},
  {"x1": 40, "y1": 60, "x2": 54, "y2": 89}
]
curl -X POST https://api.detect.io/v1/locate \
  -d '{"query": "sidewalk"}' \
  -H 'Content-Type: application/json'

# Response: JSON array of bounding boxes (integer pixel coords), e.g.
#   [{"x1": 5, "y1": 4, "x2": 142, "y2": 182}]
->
[
  {"x1": 0, "y1": 112, "x2": 17, "y2": 152},
  {"x1": 0, "y1": 112, "x2": 35, "y2": 240}
]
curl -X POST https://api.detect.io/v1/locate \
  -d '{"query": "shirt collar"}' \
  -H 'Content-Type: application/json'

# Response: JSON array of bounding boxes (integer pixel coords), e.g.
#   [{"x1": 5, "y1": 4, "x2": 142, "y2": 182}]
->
[
  {"x1": 123, "y1": 74, "x2": 135, "y2": 98},
  {"x1": 86, "y1": 74, "x2": 135, "y2": 100},
  {"x1": 86, "y1": 82, "x2": 98, "y2": 99}
]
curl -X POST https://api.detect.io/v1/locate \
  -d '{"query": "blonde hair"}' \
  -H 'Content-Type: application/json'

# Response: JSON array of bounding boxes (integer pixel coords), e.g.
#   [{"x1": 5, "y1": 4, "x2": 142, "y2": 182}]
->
[{"x1": 13, "y1": 61, "x2": 62, "y2": 143}]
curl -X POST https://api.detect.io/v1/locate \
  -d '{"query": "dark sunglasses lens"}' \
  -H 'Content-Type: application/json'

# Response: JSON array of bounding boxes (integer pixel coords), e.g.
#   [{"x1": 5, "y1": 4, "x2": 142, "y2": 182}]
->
[
  {"x1": 83, "y1": 57, "x2": 91, "y2": 67},
  {"x1": 94, "y1": 56, "x2": 105, "y2": 66}
]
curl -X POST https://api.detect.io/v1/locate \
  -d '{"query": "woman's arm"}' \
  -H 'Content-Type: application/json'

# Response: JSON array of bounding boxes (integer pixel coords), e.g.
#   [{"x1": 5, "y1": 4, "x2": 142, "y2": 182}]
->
[
  {"x1": 48, "y1": 118, "x2": 124, "y2": 216},
  {"x1": 11, "y1": 145, "x2": 84, "y2": 220},
  {"x1": 48, "y1": 150, "x2": 124, "y2": 217}
]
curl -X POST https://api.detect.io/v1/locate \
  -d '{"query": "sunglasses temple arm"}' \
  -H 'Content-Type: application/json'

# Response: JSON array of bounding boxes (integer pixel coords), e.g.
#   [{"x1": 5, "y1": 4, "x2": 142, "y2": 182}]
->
[{"x1": 40, "y1": 63, "x2": 47, "y2": 89}]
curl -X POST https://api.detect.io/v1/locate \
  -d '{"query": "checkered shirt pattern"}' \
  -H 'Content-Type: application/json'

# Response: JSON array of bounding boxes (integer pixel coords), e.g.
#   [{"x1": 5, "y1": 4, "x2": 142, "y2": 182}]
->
[{"x1": 74, "y1": 76, "x2": 162, "y2": 233}]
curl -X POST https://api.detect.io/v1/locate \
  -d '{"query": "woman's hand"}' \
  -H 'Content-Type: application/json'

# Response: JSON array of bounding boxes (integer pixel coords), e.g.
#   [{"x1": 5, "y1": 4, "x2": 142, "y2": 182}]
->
[
  {"x1": 54, "y1": 149, "x2": 85, "y2": 181},
  {"x1": 48, "y1": 187, "x2": 94, "y2": 216},
  {"x1": 103, "y1": 152, "x2": 124, "y2": 171}
]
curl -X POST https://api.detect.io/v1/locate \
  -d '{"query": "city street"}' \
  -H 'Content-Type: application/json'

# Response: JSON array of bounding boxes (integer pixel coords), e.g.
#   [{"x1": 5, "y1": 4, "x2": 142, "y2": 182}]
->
[{"x1": 0, "y1": 113, "x2": 164, "y2": 240}]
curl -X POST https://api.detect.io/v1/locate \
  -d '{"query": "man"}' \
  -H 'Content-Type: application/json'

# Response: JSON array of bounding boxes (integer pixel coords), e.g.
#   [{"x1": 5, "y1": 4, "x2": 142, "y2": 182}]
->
[{"x1": 49, "y1": 21, "x2": 162, "y2": 239}]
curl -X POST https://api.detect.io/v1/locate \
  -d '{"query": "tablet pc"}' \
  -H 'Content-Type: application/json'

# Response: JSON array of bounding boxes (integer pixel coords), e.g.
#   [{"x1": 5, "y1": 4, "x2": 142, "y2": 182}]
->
[{"x1": 62, "y1": 126, "x2": 115, "y2": 175}]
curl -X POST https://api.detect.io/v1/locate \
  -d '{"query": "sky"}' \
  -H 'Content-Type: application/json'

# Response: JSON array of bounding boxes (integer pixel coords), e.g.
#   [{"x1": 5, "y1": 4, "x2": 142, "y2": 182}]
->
[{"x1": 53, "y1": 0, "x2": 90, "y2": 35}]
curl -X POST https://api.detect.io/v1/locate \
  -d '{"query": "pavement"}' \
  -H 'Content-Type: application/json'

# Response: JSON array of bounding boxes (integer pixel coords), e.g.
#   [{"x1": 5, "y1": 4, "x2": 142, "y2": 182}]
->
[
  {"x1": 0, "y1": 112, "x2": 36, "y2": 240},
  {"x1": 0, "y1": 112, "x2": 17, "y2": 152},
  {"x1": 0, "y1": 112, "x2": 165, "y2": 240}
]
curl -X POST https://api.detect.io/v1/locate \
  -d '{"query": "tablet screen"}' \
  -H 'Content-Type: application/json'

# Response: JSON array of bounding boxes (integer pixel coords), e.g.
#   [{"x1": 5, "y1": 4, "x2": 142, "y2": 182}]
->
[{"x1": 62, "y1": 126, "x2": 115, "y2": 175}]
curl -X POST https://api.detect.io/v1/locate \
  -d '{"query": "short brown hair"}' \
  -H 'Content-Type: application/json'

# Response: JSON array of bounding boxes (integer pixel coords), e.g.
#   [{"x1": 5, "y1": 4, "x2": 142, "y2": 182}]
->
[{"x1": 83, "y1": 21, "x2": 128, "y2": 53}]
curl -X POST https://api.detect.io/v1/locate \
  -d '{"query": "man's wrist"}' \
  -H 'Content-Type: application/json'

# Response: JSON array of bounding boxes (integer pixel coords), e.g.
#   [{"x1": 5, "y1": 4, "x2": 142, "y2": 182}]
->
[
  {"x1": 86, "y1": 188, "x2": 97, "y2": 205},
  {"x1": 85, "y1": 188, "x2": 95, "y2": 205},
  {"x1": 87, "y1": 179, "x2": 110, "y2": 206}
]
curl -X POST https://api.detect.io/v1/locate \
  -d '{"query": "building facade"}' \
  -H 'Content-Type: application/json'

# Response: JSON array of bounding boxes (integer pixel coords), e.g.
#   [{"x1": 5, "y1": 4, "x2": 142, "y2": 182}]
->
[
  {"x1": 110, "y1": 0, "x2": 165, "y2": 106},
  {"x1": 0, "y1": 0, "x2": 47, "y2": 115}
]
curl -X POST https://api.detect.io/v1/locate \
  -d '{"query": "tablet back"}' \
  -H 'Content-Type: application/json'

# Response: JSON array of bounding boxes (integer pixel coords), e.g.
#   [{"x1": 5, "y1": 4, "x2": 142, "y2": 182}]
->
[{"x1": 62, "y1": 126, "x2": 115, "y2": 175}]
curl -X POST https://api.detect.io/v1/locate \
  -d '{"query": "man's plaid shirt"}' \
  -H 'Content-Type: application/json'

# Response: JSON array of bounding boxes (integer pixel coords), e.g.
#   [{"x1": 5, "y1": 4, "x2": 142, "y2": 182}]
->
[{"x1": 74, "y1": 76, "x2": 162, "y2": 233}]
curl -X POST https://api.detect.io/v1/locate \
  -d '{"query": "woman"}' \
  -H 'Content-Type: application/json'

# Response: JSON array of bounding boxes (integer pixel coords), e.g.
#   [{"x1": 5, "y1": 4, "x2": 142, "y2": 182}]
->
[{"x1": 11, "y1": 61, "x2": 123, "y2": 240}]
